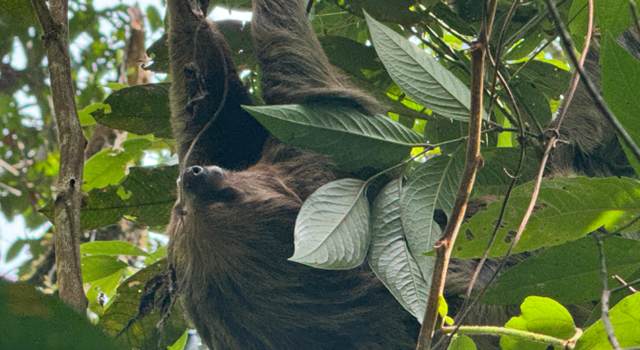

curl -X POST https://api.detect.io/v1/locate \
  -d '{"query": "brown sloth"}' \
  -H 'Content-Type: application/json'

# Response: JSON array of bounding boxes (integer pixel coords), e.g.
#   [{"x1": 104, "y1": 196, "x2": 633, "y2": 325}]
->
[{"x1": 164, "y1": 0, "x2": 638, "y2": 348}]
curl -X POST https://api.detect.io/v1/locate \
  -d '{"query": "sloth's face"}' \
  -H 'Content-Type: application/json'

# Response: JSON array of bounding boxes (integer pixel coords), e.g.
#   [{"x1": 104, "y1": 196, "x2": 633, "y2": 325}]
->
[{"x1": 174, "y1": 164, "x2": 302, "y2": 244}]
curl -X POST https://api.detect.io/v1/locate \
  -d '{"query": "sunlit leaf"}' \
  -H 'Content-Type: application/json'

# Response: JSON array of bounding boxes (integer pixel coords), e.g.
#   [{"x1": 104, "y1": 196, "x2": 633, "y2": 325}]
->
[
  {"x1": 81, "y1": 241, "x2": 148, "y2": 257},
  {"x1": 448, "y1": 334, "x2": 477, "y2": 350},
  {"x1": 83, "y1": 138, "x2": 151, "y2": 191},
  {"x1": 576, "y1": 293, "x2": 640, "y2": 349},
  {"x1": 454, "y1": 177, "x2": 640, "y2": 258},
  {"x1": 81, "y1": 255, "x2": 128, "y2": 283},
  {"x1": 500, "y1": 296, "x2": 575, "y2": 350}
]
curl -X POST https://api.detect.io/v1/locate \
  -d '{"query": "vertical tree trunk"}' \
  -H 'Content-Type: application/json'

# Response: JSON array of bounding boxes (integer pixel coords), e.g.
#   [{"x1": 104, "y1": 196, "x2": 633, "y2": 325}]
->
[{"x1": 31, "y1": 0, "x2": 87, "y2": 312}]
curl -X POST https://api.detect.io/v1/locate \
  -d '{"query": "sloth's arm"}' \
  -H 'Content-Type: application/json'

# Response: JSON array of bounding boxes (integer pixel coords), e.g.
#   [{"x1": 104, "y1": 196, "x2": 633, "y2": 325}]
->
[
  {"x1": 251, "y1": 0, "x2": 381, "y2": 114},
  {"x1": 167, "y1": 0, "x2": 267, "y2": 169}
]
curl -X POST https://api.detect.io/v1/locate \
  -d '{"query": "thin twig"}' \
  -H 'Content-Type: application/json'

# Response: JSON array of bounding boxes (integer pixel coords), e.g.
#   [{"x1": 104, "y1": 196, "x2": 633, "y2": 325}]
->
[
  {"x1": 415, "y1": 4, "x2": 492, "y2": 346},
  {"x1": 595, "y1": 233, "x2": 622, "y2": 349},
  {"x1": 630, "y1": 0, "x2": 640, "y2": 36},
  {"x1": 486, "y1": 0, "x2": 520, "y2": 117},
  {"x1": 612, "y1": 275, "x2": 638, "y2": 293},
  {"x1": 611, "y1": 277, "x2": 640, "y2": 293},
  {"x1": 546, "y1": 0, "x2": 640, "y2": 163},
  {"x1": 30, "y1": 0, "x2": 87, "y2": 312}
]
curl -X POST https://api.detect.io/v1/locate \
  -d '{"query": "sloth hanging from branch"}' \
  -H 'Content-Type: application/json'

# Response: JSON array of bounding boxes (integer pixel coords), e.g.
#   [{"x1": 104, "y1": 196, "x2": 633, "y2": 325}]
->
[
  {"x1": 159, "y1": 0, "x2": 639, "y2": 349},
  {"x1": 167, "y1": 0, "x2": 418, "y2": 348}
]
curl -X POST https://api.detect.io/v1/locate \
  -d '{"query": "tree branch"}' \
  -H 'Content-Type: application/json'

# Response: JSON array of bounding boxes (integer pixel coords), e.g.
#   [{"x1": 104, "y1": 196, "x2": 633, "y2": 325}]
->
[
  {"x1": 415, "y1": 5, "x2": 490, "y2": 347},
  {"x1": 31, "y1": 0, "x2": 87, "y2": 312},
  {"x1": 595, "y1": 233, "x2": 622, "y2": 349}
]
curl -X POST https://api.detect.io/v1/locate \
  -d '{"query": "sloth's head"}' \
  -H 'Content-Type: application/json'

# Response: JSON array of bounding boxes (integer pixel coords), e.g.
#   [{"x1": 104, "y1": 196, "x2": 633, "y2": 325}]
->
[{"x1": 174, "y1": 164, "x2": 303, "y2": 247}]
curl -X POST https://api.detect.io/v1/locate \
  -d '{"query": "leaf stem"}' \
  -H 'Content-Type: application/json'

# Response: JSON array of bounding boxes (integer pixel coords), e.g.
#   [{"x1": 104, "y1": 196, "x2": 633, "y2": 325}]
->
[{"x1": 441, "y1": 325, "x2": 581, "y2": 349}]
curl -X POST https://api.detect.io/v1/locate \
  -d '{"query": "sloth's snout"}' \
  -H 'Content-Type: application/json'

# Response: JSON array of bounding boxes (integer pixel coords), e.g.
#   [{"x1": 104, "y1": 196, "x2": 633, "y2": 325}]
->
[{"x1": 182, "y1": 165, "x2": 225, "y2": 193}]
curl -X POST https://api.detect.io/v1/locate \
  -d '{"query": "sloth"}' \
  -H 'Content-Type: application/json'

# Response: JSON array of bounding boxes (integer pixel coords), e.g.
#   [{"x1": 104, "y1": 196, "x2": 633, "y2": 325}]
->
[
  {"x1": 164, "y1": 0, "x2": 638, "y2": 348},
  {"x1": 167, "y1": 0, "x2": 416, "y2": 348}
]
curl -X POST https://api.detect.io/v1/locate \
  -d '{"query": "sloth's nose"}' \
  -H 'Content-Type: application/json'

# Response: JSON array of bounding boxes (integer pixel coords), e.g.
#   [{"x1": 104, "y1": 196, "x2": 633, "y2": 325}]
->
[
  {"x1": 186, "y1": 165, "x2": 204, "y2": 177},
  {"x1": 182, "y1": 165, "x2": 225, "y2": 192}
]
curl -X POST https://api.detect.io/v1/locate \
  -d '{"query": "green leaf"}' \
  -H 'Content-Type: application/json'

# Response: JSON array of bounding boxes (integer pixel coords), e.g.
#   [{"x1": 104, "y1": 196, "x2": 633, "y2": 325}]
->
[
  {"x1": 369, "y1": 179, "x2": 429, "y2": 322},
  {"x1": 81, "y1": 241, "x2": 148, "y2": 257},
  {"x1": 596, "y1": 0, "x2": 632, "y2": 37},
  {"x1": 86, "y1": 270, "x2": 125, "y2": 314},
  {"x1": 365, "y1": 12, "x2": 478, "y2": 122},
  {"x1": 576, "y1": 293, "x2": 640, "y2": 349},
  {"x1": 78, "y1": 102, "x2": 104, "y2": 126},
  {"x1": 401, "y1": 148, "x2": 463, "y2": 277},
  {"x1": 511, "y1": 78, "x2": 552, "y2": 126},
  {"x1": 41, "y1": 165, "x2": 177, "y2": 230},
  {"x1": 167, "y1": 330, "x2": 189, "y2": 350},
  {"x1": 290, "y1": 179, "x2": 370, "y2": 269},
  {"x1": 474, "y1": 147, "x2": 539, "y2": 197},
  {"x1": 513, "y1": 61, "x2": 571, "y2": 100},
  {"x1": 92, "y1": 83, "x2": 173, "y2": 138},
  {"x1": 83, "y1": 138, "x2": 151, "y2": 191},
  {"x1": 485, "y1": 237, "x2": 640, "y2": 305},
  {"x1": 569, "y1": 0, "x2": 632, "y2": 49},
  {"x1": 454, "y1": 177, "x2": 640, "y2": 258},
  {"x1": 0, "y1": 282, "x2": 120, "y2": 350},
  {"x1": 244, "y1": 104, "x2": 422, "y2": 172},
  {"x1": 602, "y1": 34, "x2": 640, "y2": 175},
  {"x1": 100, "y1": 260, "x2": 187, "y2": 350},
  {"x1": 448, "y1": 334, "x2": 477, "y2": 350},
  {"x1": 500, "y1": 296, "x2": 576, "y2": 350},
  {"x1": 348, "y1": 0, "x2": 422, "y2": 25},
  {"x1": 81, "y1": 255, "x2": 128, "y2": 283}
]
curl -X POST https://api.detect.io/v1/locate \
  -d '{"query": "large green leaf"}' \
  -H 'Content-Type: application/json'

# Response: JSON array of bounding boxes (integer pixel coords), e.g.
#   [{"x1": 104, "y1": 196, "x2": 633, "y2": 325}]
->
[
  {"x1": 82, "y1": 166, "x2": 177, "y2": 230},
  {"x1": 244, "y1": 104, "x2": 422, "y2": 172},
  {"x1": 500, "y1": 296, "x2": 576, "y2": 350},
  {"x1": 0, "y1": 282, "x2": 120, "y2": 350},
  {"x1": 369, "y1": 179, "x2": 429, "y2": 322},
  {"x1": 485, "y1": 237, "x2": 640, "y2": 305},
  {"x1": 454, "y1": 177, "x2": 640, "y2": 258},
  {"x1": 290, "y1": 179, "x2": 370, "y2": 269},
  {"x1": 83, "y1": 138, "x2": 151, "y2": 191},
  {"x1": 602, "y1": 34, "x2": 640, "y2": 175},
  {"x1": 569, "y1": 0, "x2": 633, "y2": 49},
  {"x1": 365, "y1": 12, "x2": 475, "y2": 122},
  {"x1": 100, "y1": 260, "x2": 186, "y2": 350},
  {"x1": 81, "y1": 256, "x2": 128, "y2": 283},
  {"x1": 92, "y1": 84, "x2": 172, "y2": 138},
  {"x1": 401, "y1": 148, "x2": 463, "y2": 277},
  {"x1": 81, "y1": 241, "x2": 149, "y2": 257},
  {"x1": 576, "y1": 293, "x2": 640, "y2": 349}
]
